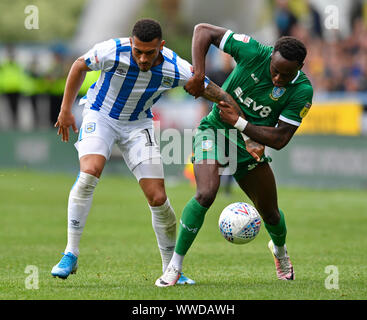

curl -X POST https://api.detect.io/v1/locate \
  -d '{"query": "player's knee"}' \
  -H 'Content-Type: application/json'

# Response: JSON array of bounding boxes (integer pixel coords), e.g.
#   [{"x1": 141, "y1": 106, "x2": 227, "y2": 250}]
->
[
  {"x1": 71, "y1": 172, "x2": 99, "y2": 197},
  {"x1": 82, "y1": 167, "x2": 102, "y2": 178},
  {"x1": 195, "y1": 190, "x2": 216, "y2": 208},
  {"x1": 147, "y1": 191, "x2": 167, "y2": 207}
]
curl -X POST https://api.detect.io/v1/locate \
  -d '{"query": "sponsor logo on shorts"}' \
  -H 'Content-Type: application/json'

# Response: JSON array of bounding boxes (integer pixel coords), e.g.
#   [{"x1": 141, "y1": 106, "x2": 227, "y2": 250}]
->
[
  {"x1": 202, "y1": 139, "x2": 213, "y2": 151},
  {"x1": 85, "y1": 122, "x2": 96, "y2": 133},
  {"x1": 247, "y1": 163, "x2": 258, "y2": 171},
  {"x1": 300, "y1": 102, "x2": 312, "y2": 118}
]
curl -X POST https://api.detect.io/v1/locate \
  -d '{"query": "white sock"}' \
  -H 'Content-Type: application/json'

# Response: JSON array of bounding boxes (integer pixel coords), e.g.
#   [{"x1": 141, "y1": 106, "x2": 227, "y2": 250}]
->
[
  {"x1": 149, "y1": 198, "x2": 177, "y2": 272},
  {"x1": 168, "y1": 252, "x2": 185, "y2": 272},
  {"x1": 64, "y1": 172, "x2": 99, "y2": 257},
  {"x1": 273, "y1": 244, "x2": 287, "y2": 258}
]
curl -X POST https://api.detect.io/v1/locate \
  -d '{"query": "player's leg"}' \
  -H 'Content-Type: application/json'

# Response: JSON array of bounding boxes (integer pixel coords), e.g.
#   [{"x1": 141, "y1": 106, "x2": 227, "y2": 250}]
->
[
  {"x1": 121, "y1": 126, "x2": 181, "y2": 276},
  {"x1": 155, "y1": 128, "x2": 222, "y2": 287},
  {"x1": 138, "y1": 174, "x2": 176, "y2": 273},
  {"x1": 155, "y1": 160, "x2": 221, "y2": 287},
  {"x1": 52, "y1": 111, "x2": 113, "y2": 279},
  {"x1": 236, "y1": 162, "x2": 294, "y2": 280},
  {"x1": 65, "y1": 153, "x2": 106, "y2": 256}
]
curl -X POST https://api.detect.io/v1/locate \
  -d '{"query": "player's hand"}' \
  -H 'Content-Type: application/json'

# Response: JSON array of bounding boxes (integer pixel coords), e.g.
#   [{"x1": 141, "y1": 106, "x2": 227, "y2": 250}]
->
[
  {"x1": 184, "y1": 73, "x2": 205, "y2": 98},
  {"x1": 217, "y1": 101, "x2": 243, "y2": 126},
  {"x1": 54, "y1": 110, "x2": 78, "y2": 142},
  {"x1": 245, "y1": 139, "x2": 264, "y2": 162}
]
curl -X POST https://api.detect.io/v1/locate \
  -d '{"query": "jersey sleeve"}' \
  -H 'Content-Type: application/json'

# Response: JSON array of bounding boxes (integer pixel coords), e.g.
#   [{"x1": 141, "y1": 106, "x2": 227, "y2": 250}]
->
[
  {"x1": 176, "y1": 55, "x2": 210, "y2": 88},
  {"x1": 219, "y1": 30, "x2": 270, "y2": 66},
  {"x1": 279, "y1": 84, "x2": 314, "y2": 126},
  {"x1": 83, "y1": 39, "x2": 117, "y2": 71}
]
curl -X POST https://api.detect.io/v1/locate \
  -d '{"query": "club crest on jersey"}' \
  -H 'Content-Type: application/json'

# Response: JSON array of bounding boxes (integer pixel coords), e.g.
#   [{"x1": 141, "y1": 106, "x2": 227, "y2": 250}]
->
[
  {"x1": 202, "y1": 140, "x2": 213, "y2": 151},
  {"x1": 300, "y1": 102, "x2": 311, "y2": 118},
  {"x1": 270, "y1": 86, "x2": 286, "y2": 101},
  {"x1": 161, "y1": 76, "x2": 174, "y2": 88},
  {"x1": 85, "y1": 122, "x2": 96, "y2": 133}
]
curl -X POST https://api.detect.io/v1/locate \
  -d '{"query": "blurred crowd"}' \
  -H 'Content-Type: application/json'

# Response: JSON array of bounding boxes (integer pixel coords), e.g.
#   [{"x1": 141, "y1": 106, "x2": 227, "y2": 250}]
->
[
  {"x1": 0, "y1": 45, "x2": 99, "y2": 130},
  {"x1": 1, "y1": 0, "x2": 366, "y2": 130},
  {"x1": 273, "y1": 0, "x2": 367, "y2": 93}
]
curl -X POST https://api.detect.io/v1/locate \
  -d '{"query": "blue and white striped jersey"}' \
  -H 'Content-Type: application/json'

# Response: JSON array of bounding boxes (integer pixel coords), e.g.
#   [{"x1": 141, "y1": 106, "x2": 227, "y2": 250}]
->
[{"x1": 82, "y1": 37, "x2": 207, "y2": 122}]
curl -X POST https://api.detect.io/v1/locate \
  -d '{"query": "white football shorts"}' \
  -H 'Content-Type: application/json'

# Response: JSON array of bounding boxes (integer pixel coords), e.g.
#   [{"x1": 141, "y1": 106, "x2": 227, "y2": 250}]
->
[{"x1": 75, "y1": 109, "x2": 163, "y2": 181}]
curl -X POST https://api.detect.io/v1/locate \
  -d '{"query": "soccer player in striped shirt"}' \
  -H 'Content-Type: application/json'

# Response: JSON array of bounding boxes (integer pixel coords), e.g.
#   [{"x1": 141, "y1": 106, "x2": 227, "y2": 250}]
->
[{"x1": 51, "y1": 19, "x2": 262, "y2": 283}]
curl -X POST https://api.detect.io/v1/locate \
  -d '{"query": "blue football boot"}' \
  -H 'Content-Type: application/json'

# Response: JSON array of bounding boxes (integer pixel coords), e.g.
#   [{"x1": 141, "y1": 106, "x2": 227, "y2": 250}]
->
[
  {"x1": 177, "y1": 272, "x2": 196, "y2": 285},
  {"x1": 51, "y1": 252, "x2": 78, "y2": 279}
]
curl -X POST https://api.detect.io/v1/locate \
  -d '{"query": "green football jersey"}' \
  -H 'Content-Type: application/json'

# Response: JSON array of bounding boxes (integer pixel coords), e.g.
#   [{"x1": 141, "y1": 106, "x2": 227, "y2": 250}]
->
[{"x1": 201, "y1": 30, "x2": 313, "y2": 150}]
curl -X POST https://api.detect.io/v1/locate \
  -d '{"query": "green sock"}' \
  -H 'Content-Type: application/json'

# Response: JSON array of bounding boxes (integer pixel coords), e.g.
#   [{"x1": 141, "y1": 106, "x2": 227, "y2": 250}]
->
[
  {"x1": 175, "y1": 197, "x2": 209, "y2": 255},
  {"x1": 264, "y1": 209, "x2": 287, "y2": 247}
]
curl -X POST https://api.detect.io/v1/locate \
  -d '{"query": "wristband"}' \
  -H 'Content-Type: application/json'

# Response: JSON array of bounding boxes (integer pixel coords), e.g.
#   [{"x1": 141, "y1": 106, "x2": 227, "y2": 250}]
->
[{"x1": 234, "y1": 116, "x2": 248, "y2": 132}]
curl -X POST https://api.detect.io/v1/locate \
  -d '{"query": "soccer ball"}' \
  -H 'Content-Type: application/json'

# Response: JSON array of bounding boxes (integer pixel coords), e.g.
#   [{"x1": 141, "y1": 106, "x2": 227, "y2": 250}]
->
[{"x1": 218, "y1": 202, "x2": 261, "y2": 244}]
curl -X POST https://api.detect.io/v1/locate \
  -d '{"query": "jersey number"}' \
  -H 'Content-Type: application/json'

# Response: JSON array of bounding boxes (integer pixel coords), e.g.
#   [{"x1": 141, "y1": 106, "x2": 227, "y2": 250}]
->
[{"x1": 141, "y1": 129, "x2": 155, "y2": 146}]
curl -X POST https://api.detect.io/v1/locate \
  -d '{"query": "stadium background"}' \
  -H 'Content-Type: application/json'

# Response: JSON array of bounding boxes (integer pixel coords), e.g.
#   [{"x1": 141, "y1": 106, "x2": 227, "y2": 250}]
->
[
  {"x1": 1, "y1": 0, "x2": 366, "y2": 188},
  {"x1": 1, "y1": 0, "x2": 367, "y2": 301}
]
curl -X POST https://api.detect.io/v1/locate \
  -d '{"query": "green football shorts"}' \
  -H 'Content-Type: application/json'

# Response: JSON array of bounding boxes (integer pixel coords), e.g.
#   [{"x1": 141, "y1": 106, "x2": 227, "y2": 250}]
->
[{"x1": 192, "y1": 128, "x2": 272, "y2": 182}]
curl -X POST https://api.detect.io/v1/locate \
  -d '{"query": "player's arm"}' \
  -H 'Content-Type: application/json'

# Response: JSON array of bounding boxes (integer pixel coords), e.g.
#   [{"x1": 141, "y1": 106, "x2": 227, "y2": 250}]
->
[
  {"x1": 185, "y1": 23, "x2": 227, "y2": 98},
  {"x1": 217, "y1": 101, "x2": 297, "y2": 150},
  {"x1": 55, "y1": 57, "x2": 91, "y2": 142},
  {"x1": 202, "y1": 81, "x2": 265, "y2": 161}
]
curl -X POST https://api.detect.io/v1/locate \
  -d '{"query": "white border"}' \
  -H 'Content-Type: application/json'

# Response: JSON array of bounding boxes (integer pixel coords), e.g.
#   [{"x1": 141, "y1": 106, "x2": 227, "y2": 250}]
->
[
  {"x1": 219, "y1": 30, "x2": 232, "y2": 51},
  {"x1": 279, "y1": 115, "x2": 301, "y2": 127}
]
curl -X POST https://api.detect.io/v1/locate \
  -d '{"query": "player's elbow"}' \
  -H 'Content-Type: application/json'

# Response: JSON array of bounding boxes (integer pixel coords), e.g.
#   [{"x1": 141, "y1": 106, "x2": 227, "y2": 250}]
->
[
  {"x1": 272, "y1": 137, "x2": 290, "y2": 150},
  {"x1": 73, "y1": 56, "x2": 90, "y2": 73},
  {"x1": 194, "y1": 23, "x2": 211, "y2": 34}
]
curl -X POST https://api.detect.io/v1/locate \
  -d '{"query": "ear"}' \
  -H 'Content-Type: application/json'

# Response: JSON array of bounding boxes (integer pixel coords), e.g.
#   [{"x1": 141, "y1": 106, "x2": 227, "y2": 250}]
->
[
  {"x1": 160, "y1": 40, "x2": 165, "y2": 51},
  {"x1": 129, "y1": 37, "x2": 133, "y2": 46}
]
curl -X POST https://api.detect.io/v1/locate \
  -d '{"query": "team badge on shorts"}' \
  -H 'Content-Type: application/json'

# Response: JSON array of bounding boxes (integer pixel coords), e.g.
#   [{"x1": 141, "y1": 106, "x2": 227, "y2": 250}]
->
[
  {"x1": 300, "y1": 102, "x2": 312, "y2": 118},
  {"x1": 162, "y1": 76, "x2": 174, "y2": 88},
  {"x1": 85, "y1": 122, "x2": 96, "y2": 133},
  {"x1": 202, "y1": 140, "x2": 213, "y2": 151},
  {"x1": 270, "y1": 87, "x2": 286, "y2": 101}
]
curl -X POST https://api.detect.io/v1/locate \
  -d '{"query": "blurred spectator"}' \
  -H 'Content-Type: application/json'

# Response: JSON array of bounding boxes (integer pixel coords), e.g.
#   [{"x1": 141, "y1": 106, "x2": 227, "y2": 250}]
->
[
  {"x1": 274, "y1": 0, "x2": 298, "y2": 37},
  {"x1": 0, "y1": 45, "x2": 29, "y2": 129},
  {"x1": 25, "y1": 55, "x2": 49, "y2": 128},
  {"x1": 46, "y1": 51, "x2": 68, "y2": 126}
]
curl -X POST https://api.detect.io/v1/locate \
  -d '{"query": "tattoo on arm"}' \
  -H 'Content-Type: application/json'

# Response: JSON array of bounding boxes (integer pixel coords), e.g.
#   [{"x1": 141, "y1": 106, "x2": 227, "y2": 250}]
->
[{"x1": 202, "y1": 81, "x2": 244, "y2": 117}]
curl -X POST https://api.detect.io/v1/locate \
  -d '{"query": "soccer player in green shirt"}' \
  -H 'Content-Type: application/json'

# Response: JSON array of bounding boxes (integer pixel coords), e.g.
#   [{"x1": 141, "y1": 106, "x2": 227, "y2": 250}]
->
[{"x1": 155, "y1": 23, "x2": 313, "y2": 286}]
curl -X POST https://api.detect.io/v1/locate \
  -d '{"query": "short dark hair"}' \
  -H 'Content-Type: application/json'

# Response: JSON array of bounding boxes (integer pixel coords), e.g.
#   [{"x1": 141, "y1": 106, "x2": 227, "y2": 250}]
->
[
  {"x1": 132, "y1": 18, "x2": 162, "y2": 42},
  {"x1": 274, "y1": 36, "x2": 307, "y2": 66}
]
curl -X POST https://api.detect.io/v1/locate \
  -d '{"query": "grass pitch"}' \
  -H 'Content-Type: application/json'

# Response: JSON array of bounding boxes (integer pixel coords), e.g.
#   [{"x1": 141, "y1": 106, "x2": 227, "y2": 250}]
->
[{"x1": 1, "y1": 169, "x2": 366, "y2": 300}]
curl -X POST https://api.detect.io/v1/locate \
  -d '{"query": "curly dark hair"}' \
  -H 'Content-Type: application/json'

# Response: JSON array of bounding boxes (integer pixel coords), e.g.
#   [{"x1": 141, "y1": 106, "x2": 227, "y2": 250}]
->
[
  {"x1": 132, "y1": 18, "x2": 162, "y2": 42},
  {"x1": 274, "y1": 36, "x2": 307, "y2": 66}
]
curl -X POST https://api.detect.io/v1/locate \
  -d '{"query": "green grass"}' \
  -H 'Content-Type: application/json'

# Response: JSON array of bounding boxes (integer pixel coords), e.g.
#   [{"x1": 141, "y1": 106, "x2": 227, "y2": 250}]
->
[{"x1": 0, "y1": 169, "x2": 366, "y2": 300}]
